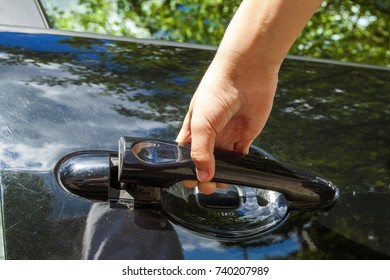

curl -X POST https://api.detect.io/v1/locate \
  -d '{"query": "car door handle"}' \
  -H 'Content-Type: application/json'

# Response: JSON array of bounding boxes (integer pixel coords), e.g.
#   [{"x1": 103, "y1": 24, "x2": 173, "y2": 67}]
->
[
  {"x1": 117, "y1": 137, "x2": 338, "y2": 210},
  {"x1": 57, "y1": 136, "x2": 338, "y2": 239},
  {"x1": 58, "y1": 136, "x2": 338, "y2": 210}
]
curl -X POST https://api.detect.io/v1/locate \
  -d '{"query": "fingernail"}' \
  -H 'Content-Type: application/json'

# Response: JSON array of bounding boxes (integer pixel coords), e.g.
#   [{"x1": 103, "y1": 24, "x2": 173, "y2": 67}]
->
[{"x1": 196, "y1": 170, "x2": 209, "y2": 182}]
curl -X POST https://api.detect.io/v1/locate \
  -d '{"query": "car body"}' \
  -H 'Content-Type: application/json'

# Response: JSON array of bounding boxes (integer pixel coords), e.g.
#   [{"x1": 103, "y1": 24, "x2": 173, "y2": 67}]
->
[{"x1": 0, "y1": 0, "x2": 389, "y2": 260}]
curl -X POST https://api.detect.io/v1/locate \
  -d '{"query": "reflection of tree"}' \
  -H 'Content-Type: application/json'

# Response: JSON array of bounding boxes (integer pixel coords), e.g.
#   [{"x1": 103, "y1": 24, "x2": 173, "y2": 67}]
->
[
  {"x1": 218, "y1": 211, "x2": 388, "y2": 259},
  {"x1": 305, "y1": 192, "x2": 390, "y2": 259},
  {"x1": 41, "y1": 0, "x2": 390, "y2": 66},
  {"x1": 1, "y1": 34, "x2": 212, "y2": 139},
  {"x1": 2, "y1": 172, "x2": 86, "y2": 259},
  {"x1": 257, "y1": 59, "x2": 390, "y2": 193},
  {"x1": 293, "y1": 203, "x2": 390, "y2": 259},
  {"x1": 162, "y1": 184, "x2": 389, "y2": 259}
]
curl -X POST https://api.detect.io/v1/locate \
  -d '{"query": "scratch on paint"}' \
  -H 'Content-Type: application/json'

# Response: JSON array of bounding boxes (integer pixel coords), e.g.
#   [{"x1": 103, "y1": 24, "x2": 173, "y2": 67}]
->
[
  {"x1": 5, "y1": 123, "x2": 14, "y2": 137},
  {"x1": 5, "y1": 205, "x2": 45, "y2": 231},
  {"x1": 0, "y1": 107, "x2": 29, "y2": 124},
  {"x1": 55, "y1": 202, "x2": 65, "y2": 227},
  {"x1": 58, "y1": 104, "x2": 69, "y2": 126}
]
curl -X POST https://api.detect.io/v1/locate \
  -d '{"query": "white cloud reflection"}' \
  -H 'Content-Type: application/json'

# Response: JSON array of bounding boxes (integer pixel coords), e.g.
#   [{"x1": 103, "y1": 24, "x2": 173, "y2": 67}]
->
[{"x1": 0, "y1": 61, "x2": 171, "y2": 170}]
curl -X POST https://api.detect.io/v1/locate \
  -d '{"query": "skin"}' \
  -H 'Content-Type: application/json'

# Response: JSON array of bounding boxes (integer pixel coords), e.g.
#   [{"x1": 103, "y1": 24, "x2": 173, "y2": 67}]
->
[{"x1": 176, "y1": 0, "x2": 324, "y2": 194}]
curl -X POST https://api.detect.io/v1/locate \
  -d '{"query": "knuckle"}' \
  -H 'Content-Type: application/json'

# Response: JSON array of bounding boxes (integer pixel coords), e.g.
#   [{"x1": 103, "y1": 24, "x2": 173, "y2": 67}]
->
[{"x1": 190, "y1": 150, "x2": 212, "y2": 165}]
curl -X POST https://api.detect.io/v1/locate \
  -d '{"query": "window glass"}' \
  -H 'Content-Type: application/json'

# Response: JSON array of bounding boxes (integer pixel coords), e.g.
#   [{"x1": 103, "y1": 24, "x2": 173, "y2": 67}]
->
[
  {"x1": 38, "y1": 0, "x2": 389, "y2": 67},
  {"x1": 37, "y1": 0, "x2": 235, "y2": 45},
  {"x1": 39, "y1": 0, "x2": 153, "y2": 38}
]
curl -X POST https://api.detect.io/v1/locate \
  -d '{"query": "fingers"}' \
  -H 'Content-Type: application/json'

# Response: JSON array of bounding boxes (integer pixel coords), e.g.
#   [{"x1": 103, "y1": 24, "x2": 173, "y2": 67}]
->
[
  {"x1": 175, "y1": 109, "x2": 192, "y2": 144},
  {"x1": 182, "y1": 180, "x2": 229, "y2": 194},
  {"x1": 233, "y1": 139, "x2": 253, "y2": 154},
  {"x1": 182, "y1": 180, "x2": 198, "y2": 189},
  {"x1": 183, "y1": 180, "x2": 215, "y2": 194},
  {"x1": 216, "y1": 182, "x2": 229, "y2": 189},
  {"x1": 196, "y1": 182, "x2": 216, "y2": 194}
]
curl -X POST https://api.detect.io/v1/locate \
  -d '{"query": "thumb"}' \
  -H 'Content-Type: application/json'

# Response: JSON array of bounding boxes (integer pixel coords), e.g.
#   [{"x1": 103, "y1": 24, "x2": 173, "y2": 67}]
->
[
  {"x1": 176, "y1": 102, "x2": 217, "y2": 182},
  {"x1": 190, "y1": 120, "x2": 216, "y2": 183}
]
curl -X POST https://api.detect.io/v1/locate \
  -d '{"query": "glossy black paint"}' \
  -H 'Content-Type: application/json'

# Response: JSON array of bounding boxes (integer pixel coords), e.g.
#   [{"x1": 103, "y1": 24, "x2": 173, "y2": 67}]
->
[{"x1": 0, "y1": 30, "x2": 389, "y2": 259}]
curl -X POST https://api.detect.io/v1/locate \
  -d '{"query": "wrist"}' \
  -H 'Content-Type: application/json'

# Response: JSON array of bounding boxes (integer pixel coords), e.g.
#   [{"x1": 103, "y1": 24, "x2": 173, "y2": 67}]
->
[{"x1": 210, "y1": 48, "x2": 281, "y2": 83}]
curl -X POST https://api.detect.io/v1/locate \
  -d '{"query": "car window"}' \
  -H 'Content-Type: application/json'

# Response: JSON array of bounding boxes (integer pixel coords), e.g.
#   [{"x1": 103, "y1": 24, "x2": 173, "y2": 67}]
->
[
  {"x1": 37, "y1": 0, "x2": 235, "y2": 44},
  {"x1": 37, "y1": 1, "x2": 389, "y2": 68},
  {"x1": 39, "y1": 0, "x2": 155, "y2": 39}
]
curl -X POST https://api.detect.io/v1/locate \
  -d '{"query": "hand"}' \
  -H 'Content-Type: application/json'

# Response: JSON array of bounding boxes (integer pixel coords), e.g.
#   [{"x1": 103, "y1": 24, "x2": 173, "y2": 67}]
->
[
  {"x1": 176, "y1": 53, "x2": 279, "y2": 194},
  {"x1": 176, "y1": 0, "x2": 322, "y2": 194}
]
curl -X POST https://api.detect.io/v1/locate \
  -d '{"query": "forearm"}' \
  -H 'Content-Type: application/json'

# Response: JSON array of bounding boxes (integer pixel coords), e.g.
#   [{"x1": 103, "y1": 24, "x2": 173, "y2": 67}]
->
[{"x1": 214, "y1": 0, "x2": 323, "y2": 76}]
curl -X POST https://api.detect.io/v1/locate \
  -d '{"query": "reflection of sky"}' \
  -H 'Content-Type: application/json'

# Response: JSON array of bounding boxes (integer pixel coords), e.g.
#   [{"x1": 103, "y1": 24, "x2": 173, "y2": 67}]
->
[
  {"x1": 0, "y1": 54, "x2": 170, "y2": 170},
  {"x1": 0, "y1": 32, "x2": 114, "y2": 69},
  {"x1": 174, "y1": 225, "x2": 300, "y2": 260},
  {"x1": 1, "y1": 32, "x2": 77, "y2": 53},
  {"x1": 0, "y1": 32, "x2": 110, "y2": 53}
]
